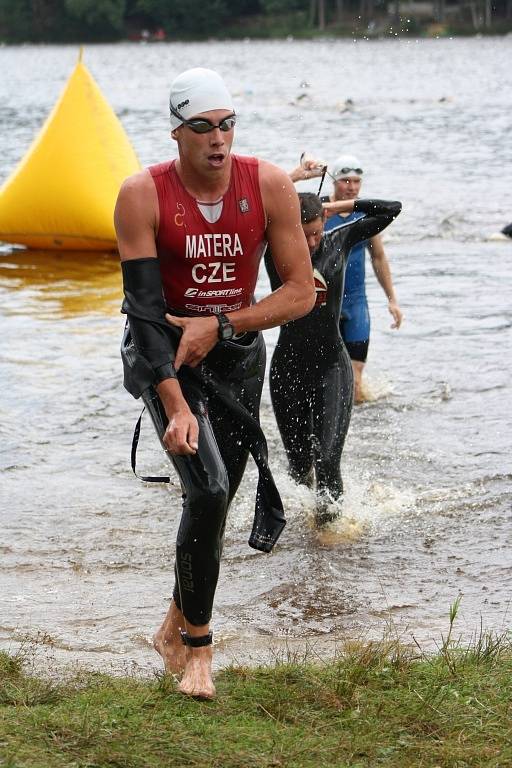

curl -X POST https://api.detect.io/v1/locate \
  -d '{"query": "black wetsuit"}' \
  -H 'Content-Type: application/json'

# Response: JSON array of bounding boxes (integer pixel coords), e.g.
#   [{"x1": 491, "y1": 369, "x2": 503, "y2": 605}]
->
[
  {"x1": 265, "y1": 200, "x2": 401, "y2": 503},
  {"x1": 122, "y1": 321, "x2": 285, "y2": 626},
  {"x1": 144, "y1": 332, "x2": 266, "y2": 626}
]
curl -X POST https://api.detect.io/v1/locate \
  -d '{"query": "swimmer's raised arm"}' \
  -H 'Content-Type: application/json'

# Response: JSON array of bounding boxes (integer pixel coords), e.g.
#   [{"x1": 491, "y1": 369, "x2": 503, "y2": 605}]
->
[
  {"x1": 322, "y1": 199, "x2": 356, "y2": 218},
  {"x1": 289, "y1": 162, "x2": 325, "y2": 183},
  {"x1": 343, "y1": 199, "x2": 402, "y2": 251}
]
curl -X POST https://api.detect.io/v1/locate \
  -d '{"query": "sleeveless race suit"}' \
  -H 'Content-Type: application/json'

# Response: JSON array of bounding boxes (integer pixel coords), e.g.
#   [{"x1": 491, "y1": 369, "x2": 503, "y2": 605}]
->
[
  {"x1": 265, "y1": 200, "x2": 401, "y2": 504},
  {"x1": 323, "y1": 209, "x2": 370, "y2": 362},
  {"x1": 136, "y1": 156, "x2": 271, "y2": 626}
]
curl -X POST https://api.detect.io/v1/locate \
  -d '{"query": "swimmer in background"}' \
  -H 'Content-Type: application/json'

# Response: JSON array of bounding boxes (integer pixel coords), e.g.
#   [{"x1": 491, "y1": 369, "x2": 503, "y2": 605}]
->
[
  {"x1": 265, "y1": 191, "x2": 401, "y2": 525},
  {"x1": 323, "y1": 155, "x2": 403, "y2": 403}
]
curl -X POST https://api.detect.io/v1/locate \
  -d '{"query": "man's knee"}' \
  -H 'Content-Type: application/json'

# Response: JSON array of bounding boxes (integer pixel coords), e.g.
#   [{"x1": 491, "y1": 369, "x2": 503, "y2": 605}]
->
[{"x1": 186, "y1": 473, "x2": 229, "y2": 519}]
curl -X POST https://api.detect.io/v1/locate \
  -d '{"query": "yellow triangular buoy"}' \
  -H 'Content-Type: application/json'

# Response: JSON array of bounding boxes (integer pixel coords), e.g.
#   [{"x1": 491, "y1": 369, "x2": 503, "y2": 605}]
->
[{"x1": 0, "y1": 51, "x2": 140, "y2": 251}]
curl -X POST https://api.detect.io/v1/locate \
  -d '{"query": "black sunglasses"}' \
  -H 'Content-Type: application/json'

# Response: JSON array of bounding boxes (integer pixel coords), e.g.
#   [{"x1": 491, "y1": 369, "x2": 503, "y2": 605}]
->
[{"x1": 170, "y1": 101, "x2": 236, "y2": 134}]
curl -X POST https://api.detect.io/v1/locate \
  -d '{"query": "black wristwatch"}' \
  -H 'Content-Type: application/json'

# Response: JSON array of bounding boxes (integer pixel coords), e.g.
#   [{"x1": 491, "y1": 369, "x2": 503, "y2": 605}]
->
[{"x1": 216, "y1": 312, "x2": 235, "y2": 341}]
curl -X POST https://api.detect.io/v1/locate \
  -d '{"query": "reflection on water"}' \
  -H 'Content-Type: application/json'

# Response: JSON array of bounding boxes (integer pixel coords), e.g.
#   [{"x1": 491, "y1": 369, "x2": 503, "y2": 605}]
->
[
  {"x1": 1, "y1": 39, "x2": 511, "y2": 676},
  {"x1": 0, "y1": 248, "x2": 121, "y2": 318}
]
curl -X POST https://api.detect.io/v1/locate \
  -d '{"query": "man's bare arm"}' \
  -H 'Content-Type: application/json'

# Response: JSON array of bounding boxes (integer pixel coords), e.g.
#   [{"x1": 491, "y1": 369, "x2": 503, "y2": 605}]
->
[{"x1": 245, "y1": 160, "x2": 316, "y2": 328}]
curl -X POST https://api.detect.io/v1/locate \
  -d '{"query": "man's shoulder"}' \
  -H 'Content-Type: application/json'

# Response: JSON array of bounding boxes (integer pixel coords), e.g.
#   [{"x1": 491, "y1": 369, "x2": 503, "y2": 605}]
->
[
  {"x1": 119, "y1": 167, "x2": 153, "y2": 194},
  {"x1": 257, "y1": 159, "x2": 295, "y2": 197},
  {"x1": 232, "y1": 154, "x2": 259, "y2": 169},
  {"x1": 148, "y1": 160, "x2": 174, "y2": 178},
  {"x1": 117, "y1": 168, "x2": 158, "y2": 214}
]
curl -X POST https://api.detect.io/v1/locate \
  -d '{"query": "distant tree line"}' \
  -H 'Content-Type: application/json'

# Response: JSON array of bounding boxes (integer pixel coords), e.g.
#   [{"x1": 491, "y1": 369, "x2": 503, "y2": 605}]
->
[{"x1": 0, "y1": 0, "x2": 511, "y2": 41}]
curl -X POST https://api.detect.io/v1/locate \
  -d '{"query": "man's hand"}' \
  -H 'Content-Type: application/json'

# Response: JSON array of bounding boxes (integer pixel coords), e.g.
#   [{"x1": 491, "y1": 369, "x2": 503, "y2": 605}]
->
[
  {"x1": 388, "y1": 301, "x2": 403, "y2": 329},
  {"x1": 165, "y1": 314, "x2": 218, "y2": 369},
  {"x1": 162, "y1": 408, "x2": 199, "y2": 455},
  {"x1": 289, "y1": 159, "x2": 325, "y2": 183},
  {"x1": 156, "y1": 378, "x2": 199, "y2": 455}
]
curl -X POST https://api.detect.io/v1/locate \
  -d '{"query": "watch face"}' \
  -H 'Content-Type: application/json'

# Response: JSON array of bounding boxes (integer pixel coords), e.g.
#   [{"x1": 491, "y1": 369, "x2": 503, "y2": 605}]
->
[{"x1": 217, "y1": 314, "x2": 234, "y2": 341}]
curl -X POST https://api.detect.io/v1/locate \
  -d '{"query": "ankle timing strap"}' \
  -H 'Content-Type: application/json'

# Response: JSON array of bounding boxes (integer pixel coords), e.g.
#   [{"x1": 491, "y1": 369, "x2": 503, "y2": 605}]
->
[{"x1": 180, "y1": 630, "x2": 213, "y2": 647}]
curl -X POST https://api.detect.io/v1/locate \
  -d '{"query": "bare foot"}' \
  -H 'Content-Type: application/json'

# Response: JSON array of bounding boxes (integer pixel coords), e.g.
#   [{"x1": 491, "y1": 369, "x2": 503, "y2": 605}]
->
[
  {"x1": 153, "y1": 600, "x2": 187, "y2": 674},
  {"x1": 314, "y1": 503, "x2": 339, "y2": 527},
  {"x1": 353, "y1": 380, "x2": 366, "y2": 405},
  {"x1": 178, "y1": 645, "x2": 216, "y2": 700}
]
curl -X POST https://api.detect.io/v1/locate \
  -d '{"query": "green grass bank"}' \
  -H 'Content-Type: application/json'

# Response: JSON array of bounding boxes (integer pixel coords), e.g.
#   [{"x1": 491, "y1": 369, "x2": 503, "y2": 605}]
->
[{"x1": 1, "y1": 628, "x2": 511, "y2": 768}]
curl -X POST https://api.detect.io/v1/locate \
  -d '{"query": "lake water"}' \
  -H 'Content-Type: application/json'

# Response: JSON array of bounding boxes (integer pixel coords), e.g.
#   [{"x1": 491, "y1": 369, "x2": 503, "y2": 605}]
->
[{"x1": 1, "y1": 37, "x2": 511, "y2": 675}]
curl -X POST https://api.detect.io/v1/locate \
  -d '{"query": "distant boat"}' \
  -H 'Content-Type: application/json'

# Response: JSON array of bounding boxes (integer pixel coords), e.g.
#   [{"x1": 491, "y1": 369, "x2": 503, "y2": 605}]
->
[{"x1": 0, "y1": 50, "x2": 140, "y2": 251}]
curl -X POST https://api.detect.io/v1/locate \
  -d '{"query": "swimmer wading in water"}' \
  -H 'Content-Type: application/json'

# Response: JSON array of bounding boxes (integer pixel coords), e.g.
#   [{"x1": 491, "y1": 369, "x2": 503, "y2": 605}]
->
[
  {"x1": 115, "y1": 68, "x2": 315, "y2": 699},
  {"x1": 265, "y1": 191, "x2": 401, "y2": 526},
  {"x1": 323, "y1": 155, "x2": 403, "y2": 403}
]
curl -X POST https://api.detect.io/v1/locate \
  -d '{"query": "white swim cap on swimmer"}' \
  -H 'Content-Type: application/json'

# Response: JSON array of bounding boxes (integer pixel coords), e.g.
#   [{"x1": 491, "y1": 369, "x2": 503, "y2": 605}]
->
[
  {"x1": 169, "y1": 68, "x2": 234, "y2": 128},
  {"x1": 331, "y1": 154, "x2": 364, "y2": 179}
]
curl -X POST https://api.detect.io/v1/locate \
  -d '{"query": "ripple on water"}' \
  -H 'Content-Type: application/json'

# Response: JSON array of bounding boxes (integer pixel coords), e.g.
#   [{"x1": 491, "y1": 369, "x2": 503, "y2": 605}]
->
[{"x1": 1, "y1": 38, "x2": 511, "y2": 671}]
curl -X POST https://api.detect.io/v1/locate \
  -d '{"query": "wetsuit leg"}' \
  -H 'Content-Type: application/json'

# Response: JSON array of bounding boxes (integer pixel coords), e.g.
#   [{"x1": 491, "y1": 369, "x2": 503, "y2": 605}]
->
[
  {"x1": 270, "y1": 345, "x2": 314, "y2": 485},
  {"x1": 141, "y1": 379, "x2": 230, "y2": 627},
  {"x1": 204, "y1": 345, "x2": 265, "y2": 554},
  {"x1": 203, "y1": 331, "x2": 267, "y2": 504},
  {"x1": 207, "y1": 358, "x2": 263, "y2": 505},
  {"x1": 144, "y1": 332, "x2": 267, "y2": 625},
  {"x1": 340, "y1": 295, "x2": 370, "y2": 360},
  {"x1": 311, "y1": 347, "x2": 353, "y2": 499}
]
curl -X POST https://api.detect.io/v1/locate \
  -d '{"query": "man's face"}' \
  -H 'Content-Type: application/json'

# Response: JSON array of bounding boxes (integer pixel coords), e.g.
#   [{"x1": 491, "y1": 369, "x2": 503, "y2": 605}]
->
[
  {"x1": 302, "y1": 216, "x2": 324, "y2": 255},
  {"x1": 172, "y1": 109, "x2": 235, "y2": 174},
  {"x1": 333, "y1": 175, "x2": 362, "y2": 201}
]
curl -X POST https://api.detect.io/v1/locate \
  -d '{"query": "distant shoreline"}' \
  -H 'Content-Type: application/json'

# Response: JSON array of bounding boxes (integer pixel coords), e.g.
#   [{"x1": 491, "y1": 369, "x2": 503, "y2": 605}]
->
[{"x1": 1, "y1": 20, "x2": 512, "y2": 45}]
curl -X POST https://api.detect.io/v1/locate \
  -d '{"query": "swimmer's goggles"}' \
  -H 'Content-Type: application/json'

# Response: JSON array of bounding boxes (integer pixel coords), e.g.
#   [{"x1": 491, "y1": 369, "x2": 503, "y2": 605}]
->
[
  {"x1": 321, "y1": 167, "x2": 363, "y2": 192},
  {"x1": 333, "y1": 167, "x2": 364, "y2": 178},
  {"x1": 170, "y1": 101, "x2": 236, "y2": 133}
]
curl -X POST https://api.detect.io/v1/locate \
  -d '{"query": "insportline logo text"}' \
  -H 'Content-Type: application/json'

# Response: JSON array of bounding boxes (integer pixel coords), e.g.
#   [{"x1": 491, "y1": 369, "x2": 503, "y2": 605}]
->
[{"x1": 184, "y1": 287, "x2": 243, "y2": 298}]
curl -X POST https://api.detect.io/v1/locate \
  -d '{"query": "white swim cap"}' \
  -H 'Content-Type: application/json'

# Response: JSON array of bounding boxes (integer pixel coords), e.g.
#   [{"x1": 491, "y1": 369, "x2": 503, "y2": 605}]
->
[
  {"x1": 169, "y1": 68, "x2": 234, "y2": 128},
  {"x1": 331, "y1": 154, "x2": 364, "y2": 180}
]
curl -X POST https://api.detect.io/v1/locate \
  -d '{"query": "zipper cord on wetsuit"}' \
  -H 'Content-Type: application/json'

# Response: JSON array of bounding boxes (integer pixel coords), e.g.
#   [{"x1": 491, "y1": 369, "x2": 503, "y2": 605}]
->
[{"x1": 130, "y1": 407, "x2": 171, "y2": 483}]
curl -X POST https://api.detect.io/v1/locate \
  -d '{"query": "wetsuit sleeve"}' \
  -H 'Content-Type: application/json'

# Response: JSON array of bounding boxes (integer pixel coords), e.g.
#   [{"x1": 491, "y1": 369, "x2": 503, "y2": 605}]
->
[
  {"x1": 263, "y1": 247, "x2": 284, "y2": 291},
  {"x1": 342, "y1": 199, "x2": 402, "y2": 252},
  {"x1": 121, "y1": 257, "x2": 178, "y2": 387}
]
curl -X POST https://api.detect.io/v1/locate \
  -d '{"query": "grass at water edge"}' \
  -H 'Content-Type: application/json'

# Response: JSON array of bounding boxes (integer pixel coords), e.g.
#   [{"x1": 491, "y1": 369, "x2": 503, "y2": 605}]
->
[{"x1": 1, "y1": 604, "x2": 511, "y2": 767}]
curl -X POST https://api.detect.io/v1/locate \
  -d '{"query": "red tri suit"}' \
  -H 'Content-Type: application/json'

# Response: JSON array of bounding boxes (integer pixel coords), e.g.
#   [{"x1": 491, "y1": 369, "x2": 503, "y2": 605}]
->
[{"x1": 149, "y1": 155, "x2": 267, "y2": 316}]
